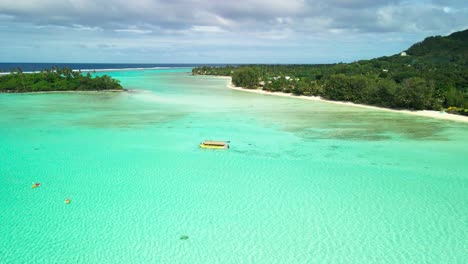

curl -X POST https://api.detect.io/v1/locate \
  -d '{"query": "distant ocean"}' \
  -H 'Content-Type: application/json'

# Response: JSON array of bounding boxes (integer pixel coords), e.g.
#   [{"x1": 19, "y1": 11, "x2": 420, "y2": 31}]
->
[{"x1": 0, "y1": 63, "x2": 225, "y2": 72}]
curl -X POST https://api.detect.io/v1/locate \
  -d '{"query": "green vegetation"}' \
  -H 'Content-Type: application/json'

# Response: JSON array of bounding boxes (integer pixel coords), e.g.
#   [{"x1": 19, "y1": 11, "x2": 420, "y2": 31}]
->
[
  {"x1": 231, "y1": 67, "x2": 259, "y2": 89},
  {"x1": 0, "y1": 67, "x2": 123, "y2": 93},
  {"x1": 193, "y1": 29, "x2": 468, "y2": 115}
]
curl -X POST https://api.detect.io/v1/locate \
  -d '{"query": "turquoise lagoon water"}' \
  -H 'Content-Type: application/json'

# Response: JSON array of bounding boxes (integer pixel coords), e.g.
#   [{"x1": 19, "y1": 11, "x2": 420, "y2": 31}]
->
[{"x1": 0, "y1": 68, "x2": 467, "y2": 263}]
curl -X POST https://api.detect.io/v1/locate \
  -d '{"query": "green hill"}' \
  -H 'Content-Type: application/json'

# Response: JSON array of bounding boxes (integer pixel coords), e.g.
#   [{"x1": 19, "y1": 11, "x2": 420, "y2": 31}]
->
[{"x1": 406, "y1": 29, "x2": 468, "y2": 58}]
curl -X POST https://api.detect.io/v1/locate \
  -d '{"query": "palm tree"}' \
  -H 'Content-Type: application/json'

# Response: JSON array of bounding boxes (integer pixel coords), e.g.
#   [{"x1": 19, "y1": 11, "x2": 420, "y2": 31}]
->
[{"x1": 16, "y1": 67, "x2": 26, "y2": 91}]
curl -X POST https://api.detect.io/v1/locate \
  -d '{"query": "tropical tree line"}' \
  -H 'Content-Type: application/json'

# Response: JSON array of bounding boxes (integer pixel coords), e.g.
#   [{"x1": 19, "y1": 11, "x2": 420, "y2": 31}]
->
[
  {"x1": 192, "y1": 29, "x2": 468, "y2": 115},
  {"x1": 0, "y1": 67, "x2": 123, "y2": 92}
]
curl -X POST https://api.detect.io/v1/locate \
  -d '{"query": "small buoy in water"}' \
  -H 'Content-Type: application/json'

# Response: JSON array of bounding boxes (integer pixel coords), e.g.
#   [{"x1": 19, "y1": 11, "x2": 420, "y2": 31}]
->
[
  {"x1": 32, "y1": 182, "x2": 41, "y2": 188},
  {"x1": 64, "y1": 198, "x2": 71, "y2": 204},
  {"x1": 180, "y1": 235, "x2": 189, "y2": 240}
]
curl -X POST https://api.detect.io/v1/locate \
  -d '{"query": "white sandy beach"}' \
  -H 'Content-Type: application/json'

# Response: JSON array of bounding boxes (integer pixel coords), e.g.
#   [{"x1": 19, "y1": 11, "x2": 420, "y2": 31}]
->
[{"x1": 222, "y1": 77, "x2": 468, "y2": 123}]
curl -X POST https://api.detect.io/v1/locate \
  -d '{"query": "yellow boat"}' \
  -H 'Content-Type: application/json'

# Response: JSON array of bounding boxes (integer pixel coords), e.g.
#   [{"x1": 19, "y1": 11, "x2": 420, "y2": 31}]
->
[{"x1": 199, "y1": 140, "x2": 229, "y2": 149}]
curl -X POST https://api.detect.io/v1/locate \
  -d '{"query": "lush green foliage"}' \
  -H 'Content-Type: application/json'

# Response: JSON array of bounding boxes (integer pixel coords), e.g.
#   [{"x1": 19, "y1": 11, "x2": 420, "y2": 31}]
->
[
  {"x1": 193, "y1": 29, "x2": 468, "y2": 114},
  {"x1": 0, "y1": 67, "x2": 123, "y2": 92},
  {"x1": 231, "y1": 67, "x2": 260, "y2": 89}
]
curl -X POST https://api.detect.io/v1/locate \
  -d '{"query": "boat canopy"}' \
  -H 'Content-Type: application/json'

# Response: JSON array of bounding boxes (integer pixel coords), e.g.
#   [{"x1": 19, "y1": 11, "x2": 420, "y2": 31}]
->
[{"x1": 202, "y1": 140, "x2": 227, "y2": 146}]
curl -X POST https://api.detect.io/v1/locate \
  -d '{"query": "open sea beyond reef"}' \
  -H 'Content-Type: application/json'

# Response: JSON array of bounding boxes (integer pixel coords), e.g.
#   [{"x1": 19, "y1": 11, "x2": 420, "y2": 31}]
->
[
  {"x1": 0, "y1": 63, "x2": 220, "y2": 72},
  {"x1": 0, "y1": 68, "x2": 467, "y2": 263}
]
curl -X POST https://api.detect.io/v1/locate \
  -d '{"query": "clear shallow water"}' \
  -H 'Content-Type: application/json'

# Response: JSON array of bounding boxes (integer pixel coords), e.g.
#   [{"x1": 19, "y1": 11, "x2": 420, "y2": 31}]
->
[{"x1": 0, "y1": 68, "x2": 467, "y2": 263}]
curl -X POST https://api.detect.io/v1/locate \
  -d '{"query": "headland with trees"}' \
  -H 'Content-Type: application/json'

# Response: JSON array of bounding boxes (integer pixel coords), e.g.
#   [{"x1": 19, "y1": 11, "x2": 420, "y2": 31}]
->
[
  {"x1": 0, "y1": 67, "x2": 123, "y2": 93},
  {"x1": 193, "y1": 29, "x2": 468, "y2": 116}
]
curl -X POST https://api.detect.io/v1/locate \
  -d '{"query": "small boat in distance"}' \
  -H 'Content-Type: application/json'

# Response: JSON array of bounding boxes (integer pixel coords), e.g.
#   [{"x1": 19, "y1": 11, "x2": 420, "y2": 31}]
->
[{"x1": 200, "y1": 140, "x2": 229, "y2": 149}]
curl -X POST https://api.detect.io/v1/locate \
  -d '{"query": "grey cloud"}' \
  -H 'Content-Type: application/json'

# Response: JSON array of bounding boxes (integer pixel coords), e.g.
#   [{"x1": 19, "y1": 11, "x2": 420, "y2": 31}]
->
[
  {"x1": 0, "y1": 0, "x2": 466, "y2": 64},
  {"x1": 0, "y1": 0, "x2": 466, "y2": 35},
  {"x1": 326, "y1": 0, "x2": 401, "y2": 9}
]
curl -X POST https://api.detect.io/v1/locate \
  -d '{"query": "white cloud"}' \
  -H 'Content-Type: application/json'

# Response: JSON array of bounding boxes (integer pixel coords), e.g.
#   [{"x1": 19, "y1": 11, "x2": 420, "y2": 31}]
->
[
  {"x1": 191, "y1": 25, "x2": 226, "y2": 33},
  {"x1": 115, "y1": 28, "x2": 152, "y2": 34},
  {"x1": 72, "y1": 24, "x2": 101, "y2": 31}
]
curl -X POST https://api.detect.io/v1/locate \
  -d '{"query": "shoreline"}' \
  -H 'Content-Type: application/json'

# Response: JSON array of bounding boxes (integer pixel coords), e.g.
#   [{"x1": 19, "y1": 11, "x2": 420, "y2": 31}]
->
[{"x1": 219, "y1": 77, "x2": 468, "y2": 123}]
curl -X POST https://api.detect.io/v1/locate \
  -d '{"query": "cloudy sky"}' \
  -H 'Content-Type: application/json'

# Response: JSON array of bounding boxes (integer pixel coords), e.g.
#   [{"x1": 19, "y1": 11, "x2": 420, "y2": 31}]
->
[{"x1": 0, "y1": 0, "x2": 467, "y2": 63}]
